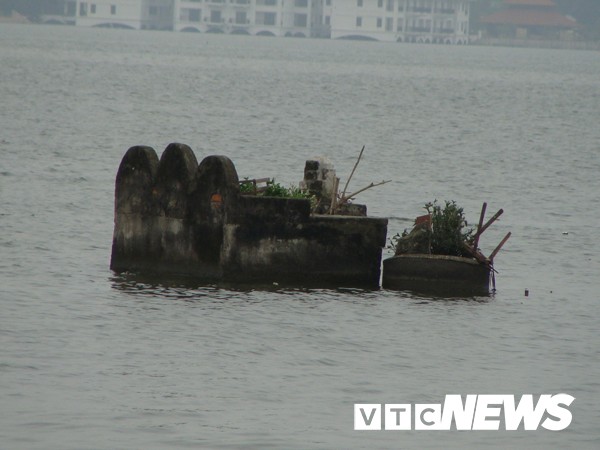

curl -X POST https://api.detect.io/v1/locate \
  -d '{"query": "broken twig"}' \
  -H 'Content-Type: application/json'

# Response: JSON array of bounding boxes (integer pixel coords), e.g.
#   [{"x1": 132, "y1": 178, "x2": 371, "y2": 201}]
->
[
  {"x1": 338, "y1": 180, "x2": 391, "y2": 207},
  {"x1": 341, "y1": 145, "x2": 365, "y2": 200},
  {"x1": 489, "y1": 232, "x2": 511, "y2": 262},
  {"x1": 328, "y1": 176, "x2": 340, "y2": 215},
  {"x1": 477, "y1": 208, "x2": 504, "y2": 237},
  {"x1": 472, "y1": 202, "x2": 487, "y2": 250}
]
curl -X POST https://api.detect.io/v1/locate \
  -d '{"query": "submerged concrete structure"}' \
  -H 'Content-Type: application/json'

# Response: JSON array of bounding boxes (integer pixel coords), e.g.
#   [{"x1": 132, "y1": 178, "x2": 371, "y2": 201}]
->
[{"x1": 110, "y1": 143, "x2": 388, "y2": 287}]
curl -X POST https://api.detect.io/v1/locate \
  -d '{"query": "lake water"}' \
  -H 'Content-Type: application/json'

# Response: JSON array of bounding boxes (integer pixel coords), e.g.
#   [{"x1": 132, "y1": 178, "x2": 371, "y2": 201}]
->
[{"x1": 1, "y1": 23, "x2": 599, "y2": 449}]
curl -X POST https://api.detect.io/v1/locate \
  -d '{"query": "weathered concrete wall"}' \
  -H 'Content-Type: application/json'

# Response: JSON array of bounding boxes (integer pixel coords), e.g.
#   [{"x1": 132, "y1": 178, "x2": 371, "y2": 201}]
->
[
  {"x1": 111, "y1": 144, "x2": 388, "y2": 287},
  {"x1": 382, "y1": 254, "x2": 490, "y2": 295},
  {"x1": 301, "y1": 157, "x2": 368, "y2": 216}
]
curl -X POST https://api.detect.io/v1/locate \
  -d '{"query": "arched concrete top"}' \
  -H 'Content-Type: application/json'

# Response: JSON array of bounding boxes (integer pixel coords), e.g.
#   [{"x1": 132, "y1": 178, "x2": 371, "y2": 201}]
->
[
  {"x1": 115, "y1": 146, "x2": 159, "y2": 214},
  {"x1": 155, "y1": 143, "x2": 199, "y2": 218},
  {"x1": 336, "y1": 34, "x2": 379, "y2": 42},
  {"x1": 190, "y1": 155, "x2": 240, "y2": 222},
  {"x1": 256, "y1": 30, "x2": 276, "y2": 37},
  {"x1": 117, "y1": 146, "x2": 159, "y2": 185},
  {"x1": 93, "y1": 22, "x2": 136, "y2": 30},
  {"x1": 194, "y1": 155, "x2": 240, "y2": 196},
  {"x1": 157, "y1": 143, "x2": 198, "y2": 188}
]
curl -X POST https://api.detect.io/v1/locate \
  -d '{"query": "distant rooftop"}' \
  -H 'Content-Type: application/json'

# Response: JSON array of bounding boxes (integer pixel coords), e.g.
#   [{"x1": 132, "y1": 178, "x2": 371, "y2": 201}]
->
[
  {"x1": 481, "y1": 0, "x2": 577, "y2": 29},
  {"x1": 481, "y1": 10, "x2": 577, "y2": 28}
]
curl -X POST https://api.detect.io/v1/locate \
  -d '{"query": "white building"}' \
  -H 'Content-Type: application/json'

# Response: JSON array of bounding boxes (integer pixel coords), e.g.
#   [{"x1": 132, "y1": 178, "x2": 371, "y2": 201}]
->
[
  {"x1": 174, "y1": 0, "x2": 326, "y2": 38},
  {"x1": 330, "y1": 0, "x2": 471, "y2": 44},
  {"x1": 45, "y1": 0, "x2": 471, "y2": 43},
  {"x1": 69, "y1": 0, "x2": 175, "y2": 30}
]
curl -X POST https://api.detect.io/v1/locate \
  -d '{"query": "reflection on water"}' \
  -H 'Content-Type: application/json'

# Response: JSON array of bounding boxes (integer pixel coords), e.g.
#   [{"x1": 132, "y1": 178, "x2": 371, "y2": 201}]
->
[
  {"x1": 110, "y1": 270, "x2": 494, "y2": 306},
  {"x1": 109, "y1": 272, "x2": 381, "y2": 297}
]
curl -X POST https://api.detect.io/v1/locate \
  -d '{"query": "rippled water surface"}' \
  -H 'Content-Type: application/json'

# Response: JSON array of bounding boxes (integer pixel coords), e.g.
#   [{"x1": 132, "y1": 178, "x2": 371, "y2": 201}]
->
[{"x1": 1, "y1": 24, "x2": 599, "y2": 449}]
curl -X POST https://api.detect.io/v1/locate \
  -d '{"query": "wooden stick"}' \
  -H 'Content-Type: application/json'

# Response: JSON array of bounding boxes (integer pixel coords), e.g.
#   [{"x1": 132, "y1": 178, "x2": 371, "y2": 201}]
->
[
  {"x1": 489, "y1": 232, "x2": 511, "y2": 262},
  {"x1": 477, "y1": 208, "x2": 504, "y2": 237},
  {"x1": 463, "y1": 242, "x2": 490, "y2": 265},
  {"x1": 338, "y1": 180, "x2": 391, "y2": 206},
  {"x1": 472, "y1": 202, "x2": 487, "y2": 250},
  {"x1": 341, "y1": 145, "x2": 365, "y2": 200},
  {"x1": 329, "y1": 176, "x2": 340, "y2": 215}
]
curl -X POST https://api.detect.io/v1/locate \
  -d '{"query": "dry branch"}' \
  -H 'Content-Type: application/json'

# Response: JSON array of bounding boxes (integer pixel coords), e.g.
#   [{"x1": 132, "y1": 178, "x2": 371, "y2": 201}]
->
[
  {"x1": 340, "y1": 145, "x2": 365, "y2": 200},
  {"x1": 337, "y1": 180, "x2": 391, "y2": 208}
]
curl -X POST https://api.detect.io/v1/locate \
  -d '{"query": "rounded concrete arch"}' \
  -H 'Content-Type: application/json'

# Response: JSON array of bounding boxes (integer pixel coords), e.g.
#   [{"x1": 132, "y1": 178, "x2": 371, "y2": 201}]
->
[
  {"x1": 181, "y1": 26, "x2": 201, "y2": 33},
  {"x1": 337, "y1": 34, "x2": 379, "y2": 42},
  {"x1": 93, "y1": 22, "x2": 135, "y2": 29},
  {"x1": 115, "y1": 146, "x2": 159, "y2": 215},
  {"x1": 156, "y1": 143, "x2": 198, "y2": 218},
  {"x1": 43, "y1": 19, "x2": 67, "y2": 25}
]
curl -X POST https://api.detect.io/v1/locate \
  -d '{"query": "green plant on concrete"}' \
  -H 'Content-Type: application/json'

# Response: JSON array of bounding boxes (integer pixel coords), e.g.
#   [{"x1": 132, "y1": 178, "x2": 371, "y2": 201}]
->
[
  {"x1": 387, "y1": 232, "x2": 403, "y2": 252},
  {"x1": 240, "y1": 178, "x2": 316, "y2": 209},
  {"x1": 263, "y1": 180, "x2": 291, "y2": 197},
  {"x1": 426, "y1": 200, "x2": 474, "y2": 257},
  {"x1": 239, "y1": 177, "x2": 255, "y2": 194},
  {"x1": 265, "y1": 180, "x2": 317, "y2": 210},
  {"x1": 261, "y1": 180, "x2": 306, "y2": 199}
]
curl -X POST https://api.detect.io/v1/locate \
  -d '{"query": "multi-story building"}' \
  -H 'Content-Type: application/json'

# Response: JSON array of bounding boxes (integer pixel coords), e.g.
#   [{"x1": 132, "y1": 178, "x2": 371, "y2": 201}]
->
[
  {"x1": 174, "y1": 0, "x2": 325, "y2": 38},
  {"x1": 60, "y1": 1, "x2": 175, "y2": 30},
  {"x1": 43, "y1": 0, "x2": 471, "y2": 43},
  {"x1": 331, "y1": 0, "x2": 471, "y2": 44}
]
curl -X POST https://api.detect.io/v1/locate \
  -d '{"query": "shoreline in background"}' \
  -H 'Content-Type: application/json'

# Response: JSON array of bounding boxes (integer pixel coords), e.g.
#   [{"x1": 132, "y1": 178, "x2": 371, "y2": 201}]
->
[
  {"x1": 473, "y1": 37, "x2": 600, "y2": 51},
  {"x1": 1, "y1": 19, "x2": 599, "y2": 52}
]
